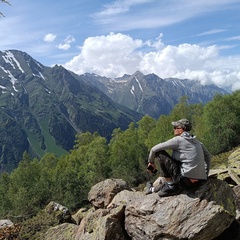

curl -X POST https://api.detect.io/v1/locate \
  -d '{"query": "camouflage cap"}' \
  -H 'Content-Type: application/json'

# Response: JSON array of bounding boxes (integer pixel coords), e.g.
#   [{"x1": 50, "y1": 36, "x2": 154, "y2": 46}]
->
[{"x1": 172, "y1": 119, "x2": 192, "y2": 131}]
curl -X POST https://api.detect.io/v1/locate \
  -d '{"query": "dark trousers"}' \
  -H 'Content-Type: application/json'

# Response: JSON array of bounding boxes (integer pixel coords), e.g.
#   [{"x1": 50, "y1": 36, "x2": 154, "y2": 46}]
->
[
  {"x1": 156, "y1": 150, "x2": 206, "y2": 190},
  {"x1": 156, "y1": 150, "x2": 180, "y2": 182}
]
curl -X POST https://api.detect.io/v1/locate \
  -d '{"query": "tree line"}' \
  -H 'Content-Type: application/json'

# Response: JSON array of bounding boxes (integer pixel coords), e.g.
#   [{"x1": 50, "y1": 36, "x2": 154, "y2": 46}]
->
[{"x1": 1, "y1": 90, "x2": 240, "y2": 219}]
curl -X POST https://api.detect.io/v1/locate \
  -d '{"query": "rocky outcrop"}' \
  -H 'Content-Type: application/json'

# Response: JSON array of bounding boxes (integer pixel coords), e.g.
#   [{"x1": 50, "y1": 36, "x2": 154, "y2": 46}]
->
[
  {"x1": 72, "y1": 178, "x2": 236, "y2": 240},
  {"x1": 1, "y1": 178, "x2": 239, "y2": 239},
  {"x1": 45, "y1": 201, "x2": 76, "y2": 224},
  {"x1": 71, "y1": 148, "x2": 240, "y2": 239},
  {"x1": 124, "y1": 180, "x2": 235, "y2": 240},
  {"x1": 18, "y1": 201, "x2": 77, "y2": 239},
  {"x1": 75, "y1": 205, "x2": 128, "y2": 240},
  {"x1": 209, "y1": 148, "x2": 240, "y2": 186}
]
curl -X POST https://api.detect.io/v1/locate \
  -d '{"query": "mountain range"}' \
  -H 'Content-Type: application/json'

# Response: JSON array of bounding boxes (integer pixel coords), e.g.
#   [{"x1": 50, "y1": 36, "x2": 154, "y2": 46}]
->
[
  {"x1": 0, "y1": 50, "x2": 142, "y2": 171},
  {"x1": 82, "y1": 71, "x2": 227, "y2": 118},
  {"x1": 0, "y1": 50, "x2": 227, "y2": 171}
]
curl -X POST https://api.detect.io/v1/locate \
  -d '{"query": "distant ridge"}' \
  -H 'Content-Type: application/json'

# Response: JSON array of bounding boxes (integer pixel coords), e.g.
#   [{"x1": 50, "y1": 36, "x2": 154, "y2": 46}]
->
[{"x1": 81, "y1": 70, "x2": 228, "y2": 118}]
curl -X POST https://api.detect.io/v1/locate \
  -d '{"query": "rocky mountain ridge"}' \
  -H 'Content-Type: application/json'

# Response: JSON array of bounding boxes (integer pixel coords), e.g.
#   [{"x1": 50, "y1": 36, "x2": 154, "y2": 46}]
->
[{"x1": 83, "y1": 71, "x2": 228, "y2": 118}]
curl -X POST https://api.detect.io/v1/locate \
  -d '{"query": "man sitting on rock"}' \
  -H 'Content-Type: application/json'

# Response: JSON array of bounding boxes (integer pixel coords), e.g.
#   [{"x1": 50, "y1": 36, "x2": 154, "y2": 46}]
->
[{"x1": 146, "y1": 118, "x2": 211, "y2": 197}]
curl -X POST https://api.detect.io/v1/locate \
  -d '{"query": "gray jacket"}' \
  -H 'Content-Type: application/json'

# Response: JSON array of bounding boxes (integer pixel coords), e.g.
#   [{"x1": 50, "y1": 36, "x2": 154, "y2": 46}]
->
[{"x1": 148, "y1": 132, "x2": 211, "y2": 180}]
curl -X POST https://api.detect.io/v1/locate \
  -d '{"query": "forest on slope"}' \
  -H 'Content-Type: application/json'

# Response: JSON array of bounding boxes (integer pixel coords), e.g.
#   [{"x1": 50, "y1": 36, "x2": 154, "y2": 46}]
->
[{"x1": 0, "y1": 90, "x2": 240, "y2": 219}]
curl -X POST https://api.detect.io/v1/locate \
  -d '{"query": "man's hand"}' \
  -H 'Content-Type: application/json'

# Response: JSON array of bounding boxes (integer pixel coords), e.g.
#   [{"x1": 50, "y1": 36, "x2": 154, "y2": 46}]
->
[{"x1": 147, "y1": 163, "x2": 157, "y2": 173}]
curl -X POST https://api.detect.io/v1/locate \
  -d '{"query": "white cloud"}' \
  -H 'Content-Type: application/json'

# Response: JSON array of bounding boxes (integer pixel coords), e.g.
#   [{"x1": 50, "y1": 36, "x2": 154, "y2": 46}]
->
[
  {"x1": 43, "y1": 33, "x2": 57, "y2": 42},
  {"x1": 94, "y1": 0, "x2": 153, "y2": 18},
  {"x1": 226, "y1": 36, "x2": 240, "y2": 41},
  {"x1": 196, "y1": 29, "x2": 226, "y2": 36},
  {"x1": 57, "y1": 35, "x2": 75, "y2": 50},
  {"x1": 64, "y1": 32, "x2": 240, "y2": 91},
  {"x1": 57, "y1": 43, "x2": 71, "y2": 50},
  {"x1": 64, "y1": 32, "x2": 143, "y2": 76},
  {"x1": 93, "y1": 0, "x2": 240, "y2": 31}
]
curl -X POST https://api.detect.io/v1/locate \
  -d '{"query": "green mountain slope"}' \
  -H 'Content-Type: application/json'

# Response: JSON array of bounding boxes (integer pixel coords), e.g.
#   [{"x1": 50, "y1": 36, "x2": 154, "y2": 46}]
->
[{"x1": 0, "y1": 50, "x2": 142, "y2": 171}]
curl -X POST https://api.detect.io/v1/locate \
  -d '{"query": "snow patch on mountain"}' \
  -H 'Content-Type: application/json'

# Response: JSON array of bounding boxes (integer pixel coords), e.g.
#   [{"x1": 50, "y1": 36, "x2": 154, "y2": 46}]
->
[
  {"x1": 0, "y1": 66, "x2": 18, "y2": 92},
  {"x1": 172, "y1": 79, "x2": 186, "y2": 88},
  {"x1": 130, "y1": 85, "x2": 135, "y2": 96},
  {"x1": 33, "y1": 72, "x2": 46, "y2": 80},
  {"x1": 3, "y1": 51, "x2": 24, "y2": 73},
  {"x1": 135, "y1": 77, "x2": 143, "y2": 92}
]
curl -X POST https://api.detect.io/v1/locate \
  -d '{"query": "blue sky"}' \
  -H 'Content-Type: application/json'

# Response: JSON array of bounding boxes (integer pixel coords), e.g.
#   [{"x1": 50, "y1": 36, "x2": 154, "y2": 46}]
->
[{"x1": 1, "y1": 0, "x2": 240, "y2": 91}]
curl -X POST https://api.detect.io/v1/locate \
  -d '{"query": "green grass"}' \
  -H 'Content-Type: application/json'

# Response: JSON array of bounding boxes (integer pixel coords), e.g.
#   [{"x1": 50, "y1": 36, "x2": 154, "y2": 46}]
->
[
  {"x1": 26, "y1": 118, "x2": 67, "y2": 158},
  {"x1": 39, "y1": 119, "x2": 67, "y2": 157}
]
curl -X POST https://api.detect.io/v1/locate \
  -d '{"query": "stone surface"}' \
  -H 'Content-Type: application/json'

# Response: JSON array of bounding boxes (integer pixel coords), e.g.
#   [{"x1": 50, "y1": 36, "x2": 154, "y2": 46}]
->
[
  {"x1": 113, "y1": 179, "x2": 236, "y2": 240},
  {"x1": 213, "y1": 220, "x2": 240, "y2": 240},
  {"x1": 228, "y1": 148, "x2": 240, "y2": 170},
  {"x1": 233, "y1": 185, "x2": 240, "y2": 220},
  {"x1": 75, "y1": 205, "x2": 128, "y2": 240},
  {"x1": 72, "y1": 207, "x2": 94, "y2": 225},
  {"x1": 0, "y1": 220, "x2": 13, "y2": 228},
  {"x1": 88, "y1": 178, "x2": 131, "y2": 209},
  {"x1": 45, "y1": 201, "x2": 76, "y2": 224},
  {"x1": 44, "y1": 223, "x2": 78, "y2": 240}
]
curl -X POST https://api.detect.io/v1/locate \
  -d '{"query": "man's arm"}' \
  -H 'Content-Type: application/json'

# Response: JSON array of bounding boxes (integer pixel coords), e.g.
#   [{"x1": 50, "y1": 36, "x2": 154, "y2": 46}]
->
[{"x1": 148, "y1": 137, "x2": 178, "y2": 163}]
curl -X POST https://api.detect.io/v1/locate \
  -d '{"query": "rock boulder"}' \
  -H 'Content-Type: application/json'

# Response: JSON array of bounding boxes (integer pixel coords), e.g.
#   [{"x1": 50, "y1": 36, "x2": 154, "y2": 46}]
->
[
  {"x1": 75, "y1": 178, "x2": 237, "y2": 240},
  {"x1": 88, "y1": 178, "x2": 131, "y2": 209},
  {"x1": 123, "y1": 179, "x2": 235, "y2": 240}
]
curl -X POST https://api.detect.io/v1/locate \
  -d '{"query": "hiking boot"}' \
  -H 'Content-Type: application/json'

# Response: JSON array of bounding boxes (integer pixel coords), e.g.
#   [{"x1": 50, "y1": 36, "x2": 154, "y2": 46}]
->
[
  {"x1": 145, "y1": 182, "x2": 153, "y2": 195},
  {"x1": 157, "y1": 182, "x2": 181, "y2": 197}
]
